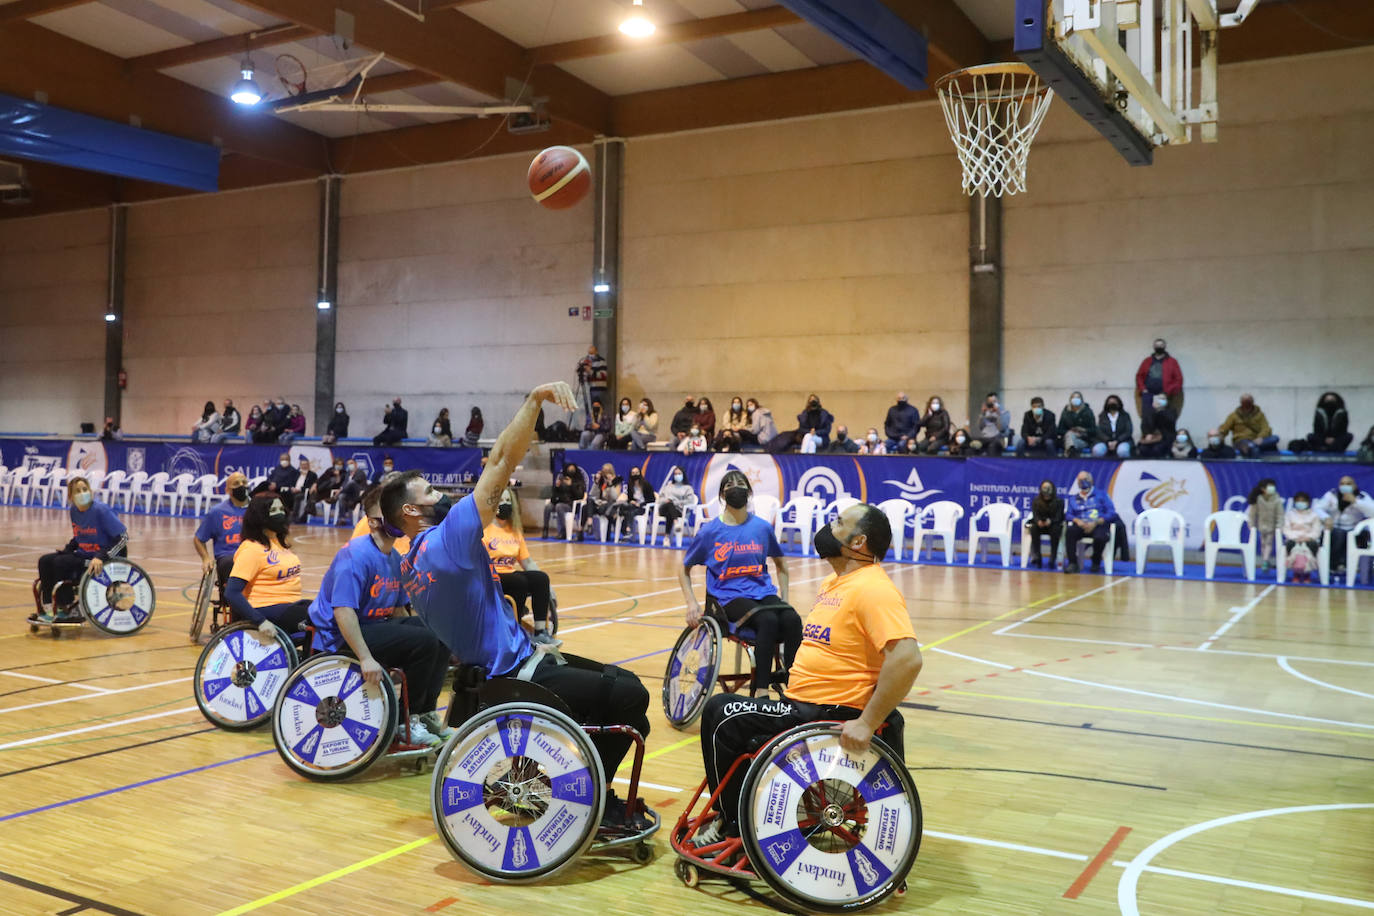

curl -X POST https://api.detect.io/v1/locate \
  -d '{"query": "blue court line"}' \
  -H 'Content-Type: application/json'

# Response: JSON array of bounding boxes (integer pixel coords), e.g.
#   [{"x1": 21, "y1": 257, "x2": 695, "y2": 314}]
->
[
  {"x1": 0, "y1": 748, "x2": 275, "y2": 823},
  {"x1": 614, "y1": 647, "x2": 672, "y2": 665}
]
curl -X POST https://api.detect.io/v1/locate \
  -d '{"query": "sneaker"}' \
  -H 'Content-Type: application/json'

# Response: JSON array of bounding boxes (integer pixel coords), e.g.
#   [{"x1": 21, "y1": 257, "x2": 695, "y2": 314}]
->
[
  {"x1": 530, "y1": 629, "x2": 563, "y2": 648},
  {"x1": 418, "y1": 710, "x2": 454, "y2": 741},
  {"x1": 406, "y1": 715, "x2": 444, "y2": 747},
  {"x1": 690, "y1": 814, "x2": 736, "y2": 849},
  {"x1": 1029, "y1": 556, "x2": 1043, "y2": 569},
  {"x1": 601, "y1": 789, "x2": 653, "y2": 832},
  {"x1": 1064, "y1": 562, "x2": 1080, "y2": 574},
  {"x1": 28, "y1": 611, "x2": 52, "y2": 624}
]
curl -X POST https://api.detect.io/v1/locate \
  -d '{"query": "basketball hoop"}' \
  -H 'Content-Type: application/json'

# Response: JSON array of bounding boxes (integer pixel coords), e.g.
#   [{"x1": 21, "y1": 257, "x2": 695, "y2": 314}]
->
[{"x1": 935, "y1": 63, "x2": 1053, "y2": 197}]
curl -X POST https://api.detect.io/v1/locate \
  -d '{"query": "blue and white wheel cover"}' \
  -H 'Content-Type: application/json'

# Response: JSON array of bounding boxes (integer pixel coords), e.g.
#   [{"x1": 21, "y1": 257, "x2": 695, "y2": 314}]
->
[
  {"x1": 198, "y1": 628, "x2": 292, "y2": 723},
  {"x1": 665, "y1": 623, "x2": 716, "y2": 722},
  {"x1": 276, "y1": 657, "x2": 388, "y2": 770},
  {"x1": 81, "y1": 560, "x2": 155, "y2": 633}
]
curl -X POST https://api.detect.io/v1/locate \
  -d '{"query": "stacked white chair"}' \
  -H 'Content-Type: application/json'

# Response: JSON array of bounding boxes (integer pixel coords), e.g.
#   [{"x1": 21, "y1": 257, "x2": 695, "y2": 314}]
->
[
  {"x1": 170, "y1": 473, "x2": 198, "y2": 516},
  {"x1": 188, "y1": 474, "x2": 219, "y2": 516},
  {"x1": 968, "y1": 503, "x2": 1021, "y2": 567},
  {"x1": 143, "y1": 472, "x2": 174, "y2": 514},
  {"x1": 775, "y1": 495, "x2": 822, "y2": 555},
  {"x1": 38, "y1": 467, "x2": 69, "y2": 507},
  {"x1": 876, "y1": 498, "x2": 915, "y2": 561},
  {"x1": 750, "y1": 494, "x2": 781, "y2": 526},
  {"x1": 100, "y1": 470, "x2": 128, "y2": 507},
  {"x1": 122, "y1": 471, "x2": 149, "y2": 511},
  {"x1": 84, "y1": 470, "x2": 106, "y2": 498},
  {"x1": 684, "y1": 499, "x2": 719, "y2": 540},
  {"x1": 913, "y1": 500, "x2": 964, "y2": 564},
  {"x1": 1345, "y1": 518, "x2": 1374, "y2": 587},
  {"x1": 1203, "y1": 511, "x2": 1256, "y2": 581},
  {"x1": 0, "y1": 466, "x2": 11, "y2": 503},
  {"x1": 1134, "y1": 508, "x2": 1186, "y2": 576},
  {"x1": 17, "y1": 466, "x2": 49, "y2": 506},
  {"x1": 817, "y1": 496, "x2": 860, "y2": 532}
]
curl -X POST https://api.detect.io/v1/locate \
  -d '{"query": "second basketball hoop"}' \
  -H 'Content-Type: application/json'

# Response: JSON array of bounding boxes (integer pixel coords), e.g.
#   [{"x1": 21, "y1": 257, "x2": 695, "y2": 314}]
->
[{"x1": 935, "y1": 63, "x2": 1053, "y2": 198}]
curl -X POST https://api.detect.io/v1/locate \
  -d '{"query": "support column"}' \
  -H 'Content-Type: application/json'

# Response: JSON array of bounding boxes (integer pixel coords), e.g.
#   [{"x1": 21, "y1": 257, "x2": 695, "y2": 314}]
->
[
  {"x1": 967, "y1": 192, "x2": 1003, "y2": 421},
  {"x1": 591, "y1": 138, "x2": 624, "y2": 406},
  {"x1": 103, "y1": 204, "x2": 127, "y2": 427},
  {"x1": 314, "y1": 174, "x2": 341, "y2": 437}
]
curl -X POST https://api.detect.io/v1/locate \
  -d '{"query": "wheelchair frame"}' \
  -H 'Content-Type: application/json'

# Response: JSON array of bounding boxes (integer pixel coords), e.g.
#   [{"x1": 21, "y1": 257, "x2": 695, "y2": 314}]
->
[{"x1": 663, "y1": 602, "x2": 786, "y2": 729}]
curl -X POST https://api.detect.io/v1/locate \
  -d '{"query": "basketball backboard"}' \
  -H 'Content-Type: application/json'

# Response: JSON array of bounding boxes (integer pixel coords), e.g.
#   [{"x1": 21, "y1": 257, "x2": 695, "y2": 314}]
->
[{"x1": 1014, "y1": 0, "x2": 1262, "y2": 165}]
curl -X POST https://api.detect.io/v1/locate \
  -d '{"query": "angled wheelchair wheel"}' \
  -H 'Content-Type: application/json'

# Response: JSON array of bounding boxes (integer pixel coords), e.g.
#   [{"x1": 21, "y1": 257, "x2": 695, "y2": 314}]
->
[
  {"x1": 661, "y1": 616, "x2": 722, "y2": 729},
  {"x1": 272, "y1": 654, "x2": 397, "y2": 781},
  {"x1": 431, "y1": 701, "x2": 605, "y2": 884},
  {"x1": 739, "y1": 723, "x2": 922, "y2": 913},
  {"x1": 189, "y1": 567, "x2": 214, "y2": 642},
  {"x1": 194, "y1": 622, "x2": 299, "y2": 730},
  {"x1": 79, "y1": 560, "x2": 156, "y2": 636}
]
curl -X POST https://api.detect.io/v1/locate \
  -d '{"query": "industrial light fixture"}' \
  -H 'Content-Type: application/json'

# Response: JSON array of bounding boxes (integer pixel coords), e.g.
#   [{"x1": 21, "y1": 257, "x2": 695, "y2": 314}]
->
[
  {"x1": 619, "y1": 0, "x2": 655, "y2": 38},
  {"x1": 230, "y1": 56, "x2": 263, "y2": 106},
  {"x1": 592, "y1": 266, "x2": 610, "y2": 294},
  {"x1": 104, "y1": 312, "x2": 117, "y2": 322},
  {"x1": 316, "y1": 298, "x2": 332, "y2": 310}
]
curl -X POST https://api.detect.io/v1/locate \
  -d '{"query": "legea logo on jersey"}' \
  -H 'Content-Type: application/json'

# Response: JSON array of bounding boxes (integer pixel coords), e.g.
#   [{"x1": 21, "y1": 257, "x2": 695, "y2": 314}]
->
[
  {"x1": 701, "y1": 454, "x2": 781, "y2": 505},
  {"x1": 1108, "y1": 460, "x2": 1217, "y2": 549},
  {"x1": 882, "y1": 467, "x2": 942, "y2": 502}
]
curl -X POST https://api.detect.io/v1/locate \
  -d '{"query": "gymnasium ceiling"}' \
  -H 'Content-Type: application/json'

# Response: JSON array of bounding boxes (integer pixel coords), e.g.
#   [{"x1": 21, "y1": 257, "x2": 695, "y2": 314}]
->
[{"x1": 0, "y1": 0, "x2": 1370, "y2": 214}]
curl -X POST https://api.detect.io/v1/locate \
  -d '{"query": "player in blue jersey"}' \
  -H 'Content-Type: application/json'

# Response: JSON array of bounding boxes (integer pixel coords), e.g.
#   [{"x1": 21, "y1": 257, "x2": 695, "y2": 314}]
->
[
  {"x1": 33, "y1": 475, "x2": 128, "y2": 623},
  {"x1": 308, "y1": 486, "x2": 452, "y2": 747},
  {"x1": 381, "y1": 381, "x2": 654, "y2": 829},
  {"x1": 193, "y1": 471, "x2": 249, "y2": 590},
  {"x1": 679, "y1": 470, "x2": 801, "y2": 695}
]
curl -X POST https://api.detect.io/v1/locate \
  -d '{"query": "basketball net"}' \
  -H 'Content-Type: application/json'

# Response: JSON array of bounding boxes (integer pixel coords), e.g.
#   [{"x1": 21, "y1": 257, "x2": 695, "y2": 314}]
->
[{"x1": 935, "y1": 63, "x2": 1053, "y2": 197}]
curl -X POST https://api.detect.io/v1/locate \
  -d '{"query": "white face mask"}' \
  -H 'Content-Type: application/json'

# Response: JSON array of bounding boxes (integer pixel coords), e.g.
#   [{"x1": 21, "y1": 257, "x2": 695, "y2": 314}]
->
[
  {"x1": 868, "y1": 434, "x2": 878, "y2": 443},
  {"x1": 673, "y1": 474, "x2": 684, "y2": 483},
  {"x1": 931, "y1": 402, "x2": 941, "y2": 411}
]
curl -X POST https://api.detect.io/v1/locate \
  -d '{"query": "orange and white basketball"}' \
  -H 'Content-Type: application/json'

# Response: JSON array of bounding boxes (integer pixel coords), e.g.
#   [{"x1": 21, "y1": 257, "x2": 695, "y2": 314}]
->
[{"x1": 527, "y1": 146, "x2": 591, "y2": 210}]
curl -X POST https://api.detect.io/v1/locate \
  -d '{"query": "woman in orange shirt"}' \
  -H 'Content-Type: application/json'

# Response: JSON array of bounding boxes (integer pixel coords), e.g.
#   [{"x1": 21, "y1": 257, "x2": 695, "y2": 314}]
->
[
  {"x1": 226, "y1": 494, "x2": 310, "y2": 642},
  {"x1": 483, "y1": 487, "x2": 558, "y2": 647}
]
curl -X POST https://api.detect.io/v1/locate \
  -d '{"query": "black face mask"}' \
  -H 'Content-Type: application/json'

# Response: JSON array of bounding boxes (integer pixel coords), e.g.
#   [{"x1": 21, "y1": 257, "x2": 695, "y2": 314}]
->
[
  {"x1": 808, "y1": 400, "x2": 819, "y2": 409},
  {"x1": 814, "y1": 523, "x2": 871, "y2": 560},
  {"x1": 496, "y1": 503, "x2": 513, "y2": 520},
  {"x1": 723, "y1": 487, "x2": 749, "y2": 510},
  {"x1": 1153, "y1": 347, "x2": 1166, "y2": 357},
  {"x1": 267, "y1": 513, "x2": 288, "y2": 532},
  {"x1": 230, "y1": 486, "x2": 248, "y2": 502},
  {"x1": 420, "y1": 494, "x2": 453, "y2": 524}
]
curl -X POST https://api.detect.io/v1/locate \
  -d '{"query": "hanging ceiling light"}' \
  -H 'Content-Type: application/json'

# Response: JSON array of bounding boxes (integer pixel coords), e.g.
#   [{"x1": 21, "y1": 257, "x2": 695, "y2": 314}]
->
[
  {"x1": 619, "y1": 0, "x2": 655, "y2": 38},
  {"x1": 230, "y1": 55, "x2": 263, "y2": 106}
]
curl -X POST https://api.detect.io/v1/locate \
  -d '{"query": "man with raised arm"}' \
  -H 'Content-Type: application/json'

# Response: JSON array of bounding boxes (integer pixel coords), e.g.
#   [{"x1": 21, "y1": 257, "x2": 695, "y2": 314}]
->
[{"x1": 381, "y1": 383, "x2": 654, "y2": 829}]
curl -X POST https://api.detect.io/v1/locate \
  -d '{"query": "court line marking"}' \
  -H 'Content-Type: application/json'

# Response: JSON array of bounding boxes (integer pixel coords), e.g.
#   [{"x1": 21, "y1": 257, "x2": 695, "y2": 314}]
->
[
  {"x1": 1199, "y1": 584, "x2": 1275, "y2": 650},
  {"x1": 920, "y1": 591, "x2": 1067, "y2": 651},
  {"x1": 924, "y1": 829, "x2": 1087, "y2": 862},
  {"x1": 0, "y1": 671, "x2": 111, "y2": 695},
  {"x1": 0, "y1": 676, "x2": 190, "y2": 716},
  {"x1": 0, "y1": 705, "x2": 198, "y2": 750},
  {"x1": 612, "y1": 776, "x2": 681, "y2": 793},
  {"x1": 1116, "y1": 803, "x2": 1374, "y2": 915},
  {"x1": 993, "y1": 578, "x2": 1129, "y2": 636},
  {"x1": 1278, "y1": 657, "x2": 1374, "y2": 701},
  {"x1": 931, "y1": 646, "x2": 1374, "y2": 730},
  {"x1": 1064, "y1": 826, "x2": 1131, "y2": 898},
  {"x1": 998, "y1": 630, "x2": 1374, "y2": 668},
  {"x1": 1116, "y1": 861, "x2": 1374, "y2": 909}
]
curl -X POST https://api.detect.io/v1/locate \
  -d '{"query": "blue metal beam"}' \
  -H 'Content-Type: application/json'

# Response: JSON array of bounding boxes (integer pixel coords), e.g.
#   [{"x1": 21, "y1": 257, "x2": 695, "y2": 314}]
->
[{"x1": 776, "y1": 0, "x2": 929, "y2": 90}]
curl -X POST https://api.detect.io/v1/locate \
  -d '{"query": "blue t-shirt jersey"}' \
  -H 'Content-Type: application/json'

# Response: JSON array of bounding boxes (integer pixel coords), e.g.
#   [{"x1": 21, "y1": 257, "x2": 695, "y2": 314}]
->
[
  {"x1": 401, "y1": 495, "x2": 531, "y2": 677},
  {"x1": 683, "y1": 514, "x2": 783, "y2": 603},
  {"x1": 195, "y1": 500, "x2": 246, "y2": 559},
  {"x1": 69, "y1": 501, "x2": 126, "y2": 558},
  {"x1": 308, "y1": 535, "x2": 407, "y2": 653}
]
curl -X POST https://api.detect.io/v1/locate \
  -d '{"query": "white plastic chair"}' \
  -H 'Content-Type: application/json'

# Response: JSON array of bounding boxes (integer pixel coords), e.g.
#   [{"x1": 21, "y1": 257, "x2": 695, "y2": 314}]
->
[
  {"x1": 968, "y1": 503, "x2": 1021, "y2": 567},
  {"x1": 1204, "y1": 510, "x2": 1256, "y2": 581},
  {"x1": 1134, "y1": 507, "x2": 1186, "y2": 576},
  {"x1": 121, "y1": 471, "x2": 149, "y2": 511},
  {"x1": 17, "y1": 466, "x2": 48, "y2": 506},
  {"x1": 1275, "y1": 529, "x2": 1331, "y2": 585},
  {"x1": 1070, "y1": 522, "x2": 1117, "y2": 574},
  {"x1": 876, "y1": 498, "x2": 915, "y2": 561},
  {"x1": 187, "y1": 474, "x2": 218, "y2": 516},
  {"x1": 775, "y1": 496, "x2": 823, "y2": 555},
  {"x1": 143, "y1": 472, "x2": 174, "y2": 514},
  {"x1": 1345, "y1": 519, "x2": 1374, "y2": 587},
  {"x1": 99, "y1": 470, "x2": 127, "y2": 507},
  {"x1": 913, "y1": 500, "x2": 964, "y2": 564},
  {"x1": 0, "y1": 465, "x2": 11, "y2": 502},
  {"x1": 818, "y1": 496, "x2": 860, "y2": 530},
  {"x1": 637, "y1": 503, "x2": 687, "y2": 548},
  {"x1": 170, "y1": 473, "x2": 198, "y2": 516},
  {"x1": 83, "y1": 470, "x2": 105, "y2": 498},
  {"x1": 684, "y1": 499, "x2": 719, "y2": 540},
  {"x1": 1020, "y1": 522, "x2": 1064, "y2": 569},
  {"x1": 38, "y1": 467, "x2": 69, "y2": 507},
  {"x1": 751, "y1": 494, "x2": 781, "y2": 526}
]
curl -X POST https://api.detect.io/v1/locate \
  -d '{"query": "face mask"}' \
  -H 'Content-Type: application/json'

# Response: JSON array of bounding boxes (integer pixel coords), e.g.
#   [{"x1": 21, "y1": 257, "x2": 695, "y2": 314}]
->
[
  {"x1": 267, "y1": 512, "x2": 288, "y2": 530},
  {"x1": 73, "y1": 491, "x2": 92, "y2": 509},
  {"x1": 732, "y1": 403, "x2": 742, "y2": 411},
  {"x1": 1033, "y1": 407, "x2": 1043, "y2": 416},
  {"x1": 383, "y1": 464, "x2": 394, "y2": 472},
  {"x1": 1155, "y1": 399, "x2": 1169, "y2": 410},
  {"x1": 1108, "y1": 404, "x2": 1120, "y2": 414},
  {"x1": 868, "y1": 434, "x2": 878, "y2": 443},
  {"x1": 814, "y1": 523, "x2": 870, "y2": 561},
  {"x1": 1209, "y1": 436, "x2": 1221, "y2": 446},
  {"x1": 1078, "y1": 480, "x2": 1092, "y2": 492},
  {"x1": 691, "y1": 428, "x2": 700, "y2": 437},
  {"x1": 808, "y1": 400, "x2": 819, "y2": 409},
  {"x1": 420, "y1": 494, "x2": 453, "y2": 524},
  {"x1": 336, "y1": 406, "x2": 344, "y2": 413},
  {"x1": 346, "y1": 464, "x2": 356, "y2": 473},
  {"x1": 898, "y1": 398, "x2": 907, "y2": 405},
  {"x1": 230, "y1": 486, "x2": 248, "y2": 502},
  {"x1": 1071, "y1": 397, "x2": 1083, "y2": 407},
  {"x1": 673, "y1": 474, "x2": 684, "y2": 484},
  {"x1": 334, "y1": 463, "x2": 343, "y2": 471},
  {"x1": 955, "y1": 436, "x2": 966, "y2": 444},
  {"x1": 279, "y1": 460, "x2": 290, "y2": 468},
  {"x1": 1340, "y1": 484, "x2": 1355, "y2": 495},
  {"x1": 496, "y1": 503, "x2": 513, "y2": 520},
  {"x1": 621, "y1": 405, "x2": 630, "y2": 414},
  {"x1": 837, "y1": 431, "x2": 847, "y2": 441},
  {"x1": 931, "y1": 401, "x2": 941, "y2": 411},
  {"x1": 1294, "y1": 502, "x2": 1309, "y2": 511},
  {"x1": 1041, "y1": 488, "x2": 1054, "y2": 498},
  {"x1": 1153, "y1": 346, "x2": 1166, "y2": 356},
  {"x1": 723, "y1": 487, "x2": 749, "y2": 510},
  {"x1": 1265, "y1": 485, "x2": 1277, "y2": 495},
  {"x1": 1176, "y1": 434, "x2": 1188, "y2": 443},
  {"x1": 640, "y1": 405, "x2": 649, "y2": 413}
]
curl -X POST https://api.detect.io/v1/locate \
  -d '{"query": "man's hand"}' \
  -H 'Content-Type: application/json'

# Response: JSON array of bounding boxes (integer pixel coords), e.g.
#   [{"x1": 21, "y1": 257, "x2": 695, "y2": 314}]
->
[
  {"x1": 839, "y1": 718, "x2": 875, "y2": 754},
  {"x1": 201, "y1": 555, "x2": 215, "y2": 574},
  {"x1": 360, "y1": 656, "x2": 383, "y2": 687},
  {"x1": 532, "y1": 382, "x2": 579, "y2": 413},
  {"x1": 88, "y1": 558, "x2": 104, "y2": 577},
  {"x1": 686, "y1": 599, "x2": 703, "y2": 628}
]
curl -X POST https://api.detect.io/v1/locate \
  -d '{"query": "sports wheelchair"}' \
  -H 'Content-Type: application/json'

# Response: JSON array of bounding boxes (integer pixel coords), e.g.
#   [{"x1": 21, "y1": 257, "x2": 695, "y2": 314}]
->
[
  {"x1": 429, "y1": 662, "x2": 659, "y2": 883},
  {"x1": 188, "y1": 564, "x2": 229, "y2": 643},
  {"x1": 29, "y1": 560, "x2": 157, "y2": 638},
  {"x1": 662, "y1": 597, "x2": 786, "y2": 729},
  {"x1": 671, "y1": 719, "x2": 921, "y2": 913}
]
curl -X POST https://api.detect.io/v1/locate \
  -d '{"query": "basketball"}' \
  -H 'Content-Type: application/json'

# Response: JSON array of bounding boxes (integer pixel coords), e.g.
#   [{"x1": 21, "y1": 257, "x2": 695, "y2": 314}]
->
[{"x1": 527, "y1": 145, "x2": 591, "y2": 210}]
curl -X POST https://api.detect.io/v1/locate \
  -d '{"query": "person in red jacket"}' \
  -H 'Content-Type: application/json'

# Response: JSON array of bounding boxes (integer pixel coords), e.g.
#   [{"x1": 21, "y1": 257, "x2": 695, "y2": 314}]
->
[{"x1": 1135, "y1": 337, "x2": 1184, "y2": 420}]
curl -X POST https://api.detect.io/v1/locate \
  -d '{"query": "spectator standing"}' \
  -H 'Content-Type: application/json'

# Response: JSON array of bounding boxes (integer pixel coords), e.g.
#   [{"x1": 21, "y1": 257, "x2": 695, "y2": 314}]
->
[
  {"x1": 1093, "y1": 395, "x2": 1134, "y2": 458},
  {"x1": 1282, "y1": 491, "x2": 1324, "y2": 583},
  {"x1": 746, "y1": 398, "x2": 776, "y2": 449},
  {"x1": 1316, "y1": 475, "x2": 1374, "y2": 574},
  {"x1": 216, "y1": 399, "x2": 241, "y2": 442},
  {"x1": 1290, "y1": 392, "x2": 1351, "y2": 454},
  {"x1": 462, "y1": 407, "x2": 484, "y2": 447},
  {"x1": 576, "y1": 345, "x2": 609, "y2": 421},
  {"x1": 916, "y1": 396, "x2": 951, "y2": 455},
  {"x1": 1026, "y1": 479, "x2": 1064, "y2": 568},
  {"x1": 859, "y1": 429, "x2": 886, "y2": 455},
  {"x1": 1172, "y1": 428, "x2": 1199, "y2": 460},
  {"x1": 323, "y1": 401, "x2": 348, "y2": 445},
  {"x1": 1020, "y1": 397, "x2": 1056, "y2": 456},
  {"x1": 1064, "y1": 471, "x2": 1116, "y2": 573},
  {"x1": 373, "y1": 397, "x2": 408, "y2": 447},
  {"x1": 656, "y1": 466, "x2": 698, "y2": 533},
  {"x1": 883, "y1": 393, "x2": 920, "y2": 453},
  {"x1": 670, "y1": 397, "x2": 697, "y2": 443},
  {"x1": 579, "y1": 400, "x2": 610, "y2": 450},
  {"x1": 1058, "y1": 392, "x2": 1097, "y2": 457},
  {"x1": 1136, "y1": 394, "x2": 1177, "y2": 458},
  {"x1": 1135, "y1": 337, "x2": 1184, "y2": 418},
  {"x1": 1218, "y1": 394, "x2": 1278, "y2": 457},
  {"x1": 192, "y1": 400, "x2": 221, "y2": 443},
  {"x1": 822, "y1": 426, "x2": 861, "y2": 454},
  {"x1": 279, "y1": 404, "x2": 305, "y2": 446},
  {"x1": 714, "y1": 398, "x2": 749, "y2": 452},
  {"x1": 610, "y1": 397, "x2": 636, "y2": 449},
  {"x1": 1246, "y1": 478, "x2": 1283, "y2": 572},
  {"x1": 630, "y1": 398, "x2": 659, "y2": 451},
  {"x1": 428, "y1": 408, "x2": 453, "y2": 447}
]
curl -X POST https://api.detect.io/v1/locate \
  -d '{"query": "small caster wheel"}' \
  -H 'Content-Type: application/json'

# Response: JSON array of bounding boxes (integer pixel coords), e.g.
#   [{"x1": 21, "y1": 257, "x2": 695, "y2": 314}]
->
[
  {"x1": 29, "y1": 624, "x2": 38, "y2": 634},
  {"x1": 896, "y1": 879, "x2": 908, "y2": 897},
  {"x1": 51, "y1": 628, "x2": 62, "y2": 638},
  {"x1": 631, "y1": 842, "x2": 653, "y2": 865},
  {"x1": 675, "y1": 859, "x2": 699, "y2": 888}
]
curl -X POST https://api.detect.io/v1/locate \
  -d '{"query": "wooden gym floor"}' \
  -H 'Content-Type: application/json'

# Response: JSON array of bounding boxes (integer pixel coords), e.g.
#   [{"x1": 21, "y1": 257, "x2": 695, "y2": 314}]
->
[{"x1": 0, "y1": 503, "x2": 1369, "y2": 916}]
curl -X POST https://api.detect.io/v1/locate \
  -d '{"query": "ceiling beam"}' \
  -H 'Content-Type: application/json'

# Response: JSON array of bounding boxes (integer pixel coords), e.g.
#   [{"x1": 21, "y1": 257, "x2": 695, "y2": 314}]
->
[
  {"x1": 1219, "y1": 0, "x2": 1374, "y2": 62},
  {"x1": 0, "y1": 22, "x2": 327, "y2": 177},
  {"x1": 0, "y1": 0, "x2": 96, "y2": 26},
  {"x1": 879, "y1": 0, "x2": 993, "y2": 76},
  {"x1": 126, "y1": 24, "x2": 316, "y2": 73},
  {"x1": 228, "y1": 0, "x2": 610, "y2": 131},
  {"x1": 528, "y1": 7, "x2": 802, "y2": 65}
]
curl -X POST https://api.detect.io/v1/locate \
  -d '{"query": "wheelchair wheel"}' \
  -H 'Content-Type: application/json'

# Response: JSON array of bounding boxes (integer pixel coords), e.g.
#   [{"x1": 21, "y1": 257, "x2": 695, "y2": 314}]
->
[
  {"x1": 79, "y1": 560, "x2": 156, "y2": 636},
  {"x1": 739, "y1": 723, "x2": 921, "y2": 913},
  {"x1": 189, "y1": 567, "x2": 214, "y2": 642},
  {"x1": 662, "y1": 616, "x2": 722, "y2": 729},
  {"x1": 272, "y1": 654, "x2": 397, "y2": 781},
  {"x1": 431, "y1": 701, "x2": 605, "y2": 884},
  {"x1": 194, "y1": 622, "x2": 299, "y2": 731}
]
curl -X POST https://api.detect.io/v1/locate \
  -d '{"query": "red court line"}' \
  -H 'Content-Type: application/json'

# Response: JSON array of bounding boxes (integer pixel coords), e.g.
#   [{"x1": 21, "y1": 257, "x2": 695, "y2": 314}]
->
[
  {"x1": 424, "y1": 897, "x2": 459, "y2": 912},
  {"x1": 1063, "y1": 826, "x2": 1132, "y2": 899}
]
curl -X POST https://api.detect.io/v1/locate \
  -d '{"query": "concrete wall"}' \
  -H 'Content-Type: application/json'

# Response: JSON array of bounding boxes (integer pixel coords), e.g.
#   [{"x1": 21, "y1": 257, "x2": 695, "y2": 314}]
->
[
  {"x1": 1002, "y1": 47, "x2": 1374, "y2": 444},
  {"x1": 336, "y1": 153, "x2": 595, "y2": 442},
  {"x1": 0, "y1": 209, "x2": 107, "y2": 434}
]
